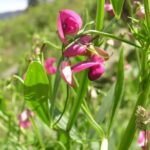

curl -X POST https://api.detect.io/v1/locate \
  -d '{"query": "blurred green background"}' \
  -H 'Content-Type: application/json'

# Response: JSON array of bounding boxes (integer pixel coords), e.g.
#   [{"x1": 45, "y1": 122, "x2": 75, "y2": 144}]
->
[{"x1": 0, "y1": 0, "x2": 142, "y2": 149}]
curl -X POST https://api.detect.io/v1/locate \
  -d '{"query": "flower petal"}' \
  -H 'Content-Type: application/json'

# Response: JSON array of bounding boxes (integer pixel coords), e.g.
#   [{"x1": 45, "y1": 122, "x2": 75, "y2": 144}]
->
[
  {"x1": 88, "y1": 63, "x2": 105, "y2": 80},
  {"x1": 57, "y1": 14, "x2": 68, "y2": 44},
  {"x1": 138, "y1": 131, "x2": 146, "y2": 147},
  {"x1": 64, "y1": 43, "x2": 87, "y2": 57},
  {"x1": 44, "y1": 58, "x2": 57, "y2": 75},
  {"x1": 71, "y1": 61, "x2": 99, "y2": 73},
  {"x1": 79, "y1": 35, "x2": 92, "y2": 44},
  {"x1": 57, "y1": 9, "x2": 82, "y2": 43},
  {"x1": 60, "y1": 61, "x2": 75, "y2": 87},
  {"x1": 60, "y1": 9, "x2": 82, "y2": 29}
]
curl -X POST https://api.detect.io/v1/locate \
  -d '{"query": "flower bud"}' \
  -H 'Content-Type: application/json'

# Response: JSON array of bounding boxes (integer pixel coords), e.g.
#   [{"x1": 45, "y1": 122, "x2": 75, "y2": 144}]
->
[{"x1": 57, "y1": 9, "x2": 82, "y2": 44}]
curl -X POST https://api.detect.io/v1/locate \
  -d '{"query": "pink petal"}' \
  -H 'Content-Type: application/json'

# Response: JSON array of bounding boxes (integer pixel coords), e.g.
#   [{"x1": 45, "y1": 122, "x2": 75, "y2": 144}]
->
[
  {"x1": 104, "y1": 3, "x2": 113, "y2": 11},
  {"x1": 79, "y1": 35, "x2": 92, "y2": 44},
  {"x1": 19, "y1": 121, "x2": 31, "y2": 128},
  {"x1": 60, "y1": 61, "x2": 75, "y2": 87},
  {"x1": 44, "y1": 58, "x2": 57, "y2": 75},
  {"x1": 63, "y1": 17, "x2": 79, "y2": 34},
  {"x1": 136, "y1": 7, "x2": 145, "y2": 18},
  {"x1": 88, "y1": 64, "x2": 105, "y2": 80},
  {"x1": 71, "y1": 61, "x2": 100, "y2": 73},
  {"x1": 60, "y1": 9, "x2": 82, "y2": 29},
  {"x1": 88, "y1": 55, "x2": 105, "y2": 80},
  {"x1": 104, "y1": 3, "x2": 114, "y2": 16},
  {"x1": 57, "y1": 9, "x2": 82, "y2": 44},
  {"x1": 64, "y1": 43, "x2": 87, "y2": 57},
  {"x1": 138, "y1": 131, "x2": 146, "y2": 147},
  {"x1": 90, "y1": 54, "x2": 105, "y2": 62},
  {"x1": 57, "y1": 14, "x2": 68, "y2": 44}
]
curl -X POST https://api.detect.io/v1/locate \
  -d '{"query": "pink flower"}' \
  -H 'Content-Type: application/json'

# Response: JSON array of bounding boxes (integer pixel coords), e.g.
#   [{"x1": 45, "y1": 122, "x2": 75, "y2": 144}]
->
[
  {"x1": 138, "y1": 131, "x2": 146, "y2": 148},
  {"x1": 138, "y1": 131, "x2": 150, "y2": 150},
  {"x1": 63, "y1": 35, "x2": 92, "y2": 57},
  {"x1": 72, "y1": 55, "x2": 105, "y2": 80},
  {"x1": 104, "y1": 3, "x2": 114, "y2": 16},
  {"x1": 136, "y1": 6, "x2": 145, "y2": 18},
  {"x1": 60, "y1": 55, "x2": 105, "y2": 86},
  {"x1": 44, "y1": 58, "x2": 57, "y2": 75},
  {"x1": 18, "y1": 109, "x2": 34, "y2": 128},
  {"x1": 57, "y1": 9, "x2": 82, "y2": 44},
  {"x1": 88, "y1": 55, "x2": 105, "y2": 80}
]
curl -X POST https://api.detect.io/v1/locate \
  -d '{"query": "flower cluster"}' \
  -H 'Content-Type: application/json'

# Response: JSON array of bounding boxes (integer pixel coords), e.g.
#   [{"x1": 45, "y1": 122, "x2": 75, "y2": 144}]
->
[
  {"x1": 18, "y1": 109, "x2": 34, "y2": 129},
  {"x1": 57, "y1": 9, "x2": 109, "y2": 86},
  {"x1": 44, "y1": 58, "x2": 57, "y2": 75}
]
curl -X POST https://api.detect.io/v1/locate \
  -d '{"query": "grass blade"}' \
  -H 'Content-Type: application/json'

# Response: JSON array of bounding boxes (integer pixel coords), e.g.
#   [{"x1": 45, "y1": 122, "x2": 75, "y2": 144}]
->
[
  {"x1": 96, "y1": 0, "x2": 105, "y2": 31},
  {"x1": 107, "y1": 48, "x2": 124, "y2": 134},
  {"x1": 110, "y1": 0, "x2": 125, "y2": 19}
]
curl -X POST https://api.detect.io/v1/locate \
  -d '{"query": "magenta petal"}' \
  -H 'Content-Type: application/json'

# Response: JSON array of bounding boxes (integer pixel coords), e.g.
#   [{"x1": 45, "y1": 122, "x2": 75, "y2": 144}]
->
[
  {"x1": 64, "y1": 43, "x2": 87, "y2": 57},
  {"x1": 104, "y1": 3, "x2": 113, "y2": 11},
  {"x1": 57, "y1": 14, "x2": 68, "y2": 44},
  {"x1": 19, "y1": 121, "x2": 31, "y2": 128},
  {"x1": 138, "y1": 131, "x2": 146, "y2": 148},
  {"x1": 60, "y1": 61, "x2": 75, "y2": 87},
  {"x1": 44, "y1": 58, "x2": 57, "y2": 75},
  {"x1": 72, "y1": 61, "x2": 99, "y2": 73},
  {"x1": 90, "y1": 54, "x2": 104, "y2": 62},
  {"x1": 79, "y1": 35, "x2": 92, "y2": 44},
  {"x1": 88, "y1": 63, "x2": 105, "y2": 81},
  {"x1": 57, "y1": 9, "x2": 82, "y2": 43},
  {"x1": 60, "y1": 9, "x2": 82, "y2": 29}
]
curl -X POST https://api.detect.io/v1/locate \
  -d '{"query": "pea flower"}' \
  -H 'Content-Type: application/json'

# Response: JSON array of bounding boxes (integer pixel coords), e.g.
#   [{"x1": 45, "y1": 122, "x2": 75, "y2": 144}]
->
[
  {"x1": 44, "y1": 58, "x2": 57, "y2": 75},
  {"x1": 138, "y1": 131, "x2": 150, "y2": 150},
  {"x1": 136, "y1": 6, "x2": 145, "y2": 18},
  {"x1": 57, "y1": 9, "x2": 82, "y2": 44},
  {"x1": 104, "y1": 3, "x2": 114, "y2": 16},
  {"x1": 60, "y1": 54, "x2": 105, "y2": 87},
  {"x1": 18, "y1": 109, "x2": 34, "y2": 129},
  {"x1": 138, "y1": 131, "x2": 146, "y2": 149},
  {"x1": 60, "y1": 61, "x2": 75, "y2": 87},
  {"x1": 64, "y1": 35, "x2": 92, "y2": 57}
]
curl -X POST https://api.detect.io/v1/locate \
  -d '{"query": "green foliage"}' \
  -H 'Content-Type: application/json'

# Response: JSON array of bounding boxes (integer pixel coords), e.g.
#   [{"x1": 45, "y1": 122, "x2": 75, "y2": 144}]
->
[
  {"x1": 108, "y1": 48, "x2": 124, "y2": 133},
  {"x1": 24, "y1": 61, "x2": 50, "y2": 124},
  {"x1": 110, "y1": 0, "x2": 125, "y2": 18},
  {"x1": 96, "y1": 0, "x2": 105, "y2": 31}
]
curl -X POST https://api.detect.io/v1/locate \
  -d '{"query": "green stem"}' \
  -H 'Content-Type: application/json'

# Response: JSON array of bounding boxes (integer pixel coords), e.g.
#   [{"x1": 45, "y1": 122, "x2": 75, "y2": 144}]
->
[
  {"x1": 96, "y1": 0, "x2": 105, "y2": 31},
  {"x1": 30, "y1": 118, "x2": 45, "y2": 149},
  {"x1": 50, "y1": 56, "x2": 64, "y2": 123},
  {"x1": 53, "y1": 85, "x2": 69, "y2": 126},
  {"x1": 82, "y1": 100, "x2": 105, "y2": 139},
  {"x1": 144, "y1": 0, "x2": 150, "y2": 34},
  {"x1": 83, "y1": 30, "x2": 141, "y2": 48},
  {"x1": 44, "y1": 40, "x2": 61, "y2": 50},
  {"x1": 66, "y1": 71, "x2": 89, "y2": 132}
]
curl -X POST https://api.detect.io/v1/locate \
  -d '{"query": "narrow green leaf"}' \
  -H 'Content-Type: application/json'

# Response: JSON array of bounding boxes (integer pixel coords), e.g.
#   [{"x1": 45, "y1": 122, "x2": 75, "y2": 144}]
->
[
  {"x1": 144, "y1": 0, "x2": 150, "y2": 34},
  {"x1": 66, "y1": 71, "x2": 89, "y2": 131},
  {"x1": 24, "y1": 61, "x2": 50, "y2": 124},
  {"x1": 108, "y1": 48, "x2": 124, "y2": 133},
  {"x1": 82, "y1": 100, "x2": 105, "y2": 139},
  {"x1": 96, "y1": 0, "x2": 105, "y2": 31},
  {"x1": 110, "y1": 0, "x2": 125, "y2": 19},
  {"x1": 96, "y1": 84, "x2": 115, "y2": 124}
]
